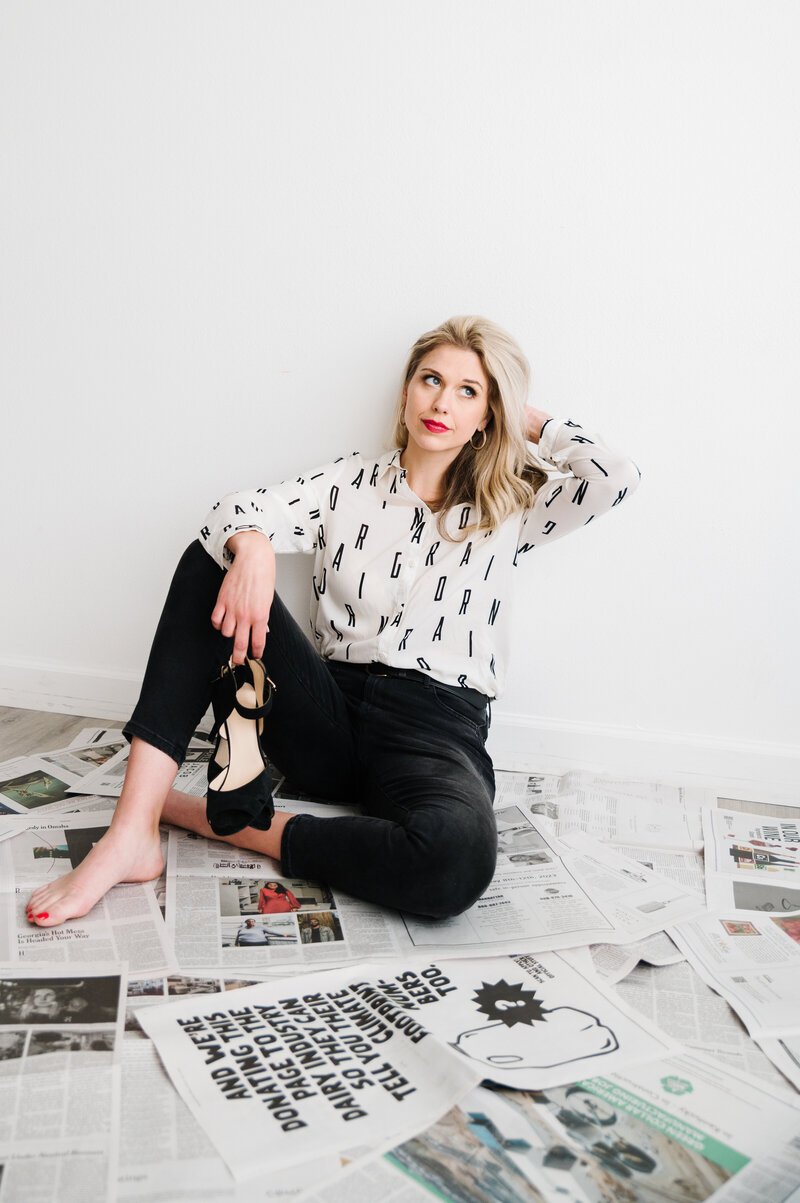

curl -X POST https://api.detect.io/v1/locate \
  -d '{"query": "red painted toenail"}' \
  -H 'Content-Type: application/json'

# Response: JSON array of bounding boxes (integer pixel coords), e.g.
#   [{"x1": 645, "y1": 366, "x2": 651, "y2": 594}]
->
[{"x1": 36, "y1": 913, "x2": 48, "y2": 919}]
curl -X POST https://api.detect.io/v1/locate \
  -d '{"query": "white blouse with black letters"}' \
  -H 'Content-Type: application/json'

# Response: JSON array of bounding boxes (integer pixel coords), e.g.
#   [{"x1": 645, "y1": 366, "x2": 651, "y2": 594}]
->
[{"x1": 200, "y1": 418, "x2": 641, "y2": 698}]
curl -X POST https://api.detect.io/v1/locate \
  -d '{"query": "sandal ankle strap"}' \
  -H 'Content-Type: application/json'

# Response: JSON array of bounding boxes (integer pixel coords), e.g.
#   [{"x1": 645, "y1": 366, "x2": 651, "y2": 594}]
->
[{"x1": 207, "y1": 659, "x2": 275, "y2": 744}]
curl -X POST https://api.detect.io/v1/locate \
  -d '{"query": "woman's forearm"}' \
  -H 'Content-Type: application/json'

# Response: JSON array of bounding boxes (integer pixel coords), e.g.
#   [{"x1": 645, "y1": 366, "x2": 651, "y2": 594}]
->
[{"x1": 212, "y1": 533, "x2": 277, "y2": 663}]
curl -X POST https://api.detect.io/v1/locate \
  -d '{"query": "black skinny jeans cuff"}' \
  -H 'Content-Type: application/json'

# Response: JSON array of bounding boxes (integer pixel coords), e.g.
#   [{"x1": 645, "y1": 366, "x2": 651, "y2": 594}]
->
[
  {"x1": 122, "y1": 720, "x2": 185, "y2": 769},
  {"x1": 279, "y1": 813, "x2": 307, "y2": 876}
]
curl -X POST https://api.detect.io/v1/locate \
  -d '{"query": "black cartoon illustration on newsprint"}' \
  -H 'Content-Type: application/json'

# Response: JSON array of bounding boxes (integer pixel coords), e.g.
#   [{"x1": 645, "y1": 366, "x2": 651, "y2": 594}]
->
[{"x1": 454, "y1": 978, "x2": 619, "y2": 1071}]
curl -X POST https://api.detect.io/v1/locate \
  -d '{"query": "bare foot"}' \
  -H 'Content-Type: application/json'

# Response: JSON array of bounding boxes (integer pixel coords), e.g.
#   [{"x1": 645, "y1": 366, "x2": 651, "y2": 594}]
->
[{"x1": 25, "y1": 819, "x2": 163, "y2": 928}]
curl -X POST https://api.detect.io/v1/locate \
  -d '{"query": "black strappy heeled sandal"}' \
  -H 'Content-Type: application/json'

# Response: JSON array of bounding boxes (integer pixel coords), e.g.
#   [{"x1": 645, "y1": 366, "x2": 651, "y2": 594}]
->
[{"x1": 206, "y1": 658, "x2": 276, "y2": 836}]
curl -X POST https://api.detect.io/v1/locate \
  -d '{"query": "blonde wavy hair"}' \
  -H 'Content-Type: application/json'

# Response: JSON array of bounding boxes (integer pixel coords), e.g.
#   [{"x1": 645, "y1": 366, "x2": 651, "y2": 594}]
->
[{"x1": 391, "y1": 316, "x2": 549, "y2": 540}]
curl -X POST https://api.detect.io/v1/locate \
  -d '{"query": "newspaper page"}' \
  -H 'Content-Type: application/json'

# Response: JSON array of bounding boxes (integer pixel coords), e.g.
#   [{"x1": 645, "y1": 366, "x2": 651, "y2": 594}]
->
[
  {"x1": 495, "y1": 769, "x2": 711, "y2": 850},
  {"x1": 0, "y1": 815, "x2": 31, "y2": 846},
  {"x1": 0, "y1": 754, "x2": 84, "y2": 816},
  {"x1": 166, "y1": 806, "x2": 704, "y2": 973},
  {"x1": 136, "y1": 961, "x2": 482, "y2": 1181},
  {"x1": 612, "y1": 960, "x2": 796, "y2": 1091},
  {"x1": 68, "y1": 727, "x2": 125, "y2": 747},
  {"x1": 756, "y1": 1035, "x2": 800, "y2": 1093},
  {"x1": 536, "y1": 1051, "x2": 800, "y2": 1196},
  {"x1": 0, "y1": 963, "x2": 125, "y2": 1202},
  {"x1": 529, "y1": 788, "x2": 705, "y2": 850},
  {"x1": 71, "y1": 741, "x2": 212, "y2": 798},
  {"x1": 122, "y1": 975, "x2": 355, "y2": 1201},
  {"x1": 2, "y1": 813, "x2": 176, "y2": 977},
  {"x1": 49, "y1": 794, "x2": 131, "y2": 816},
  {"x1": 304, "y1": 1135, "x2": 502, "y2": 1203},
  {"x1": 0, "y1": 734, "x2": 129, "y2": 840},
  {"x1": 384, "y1": 1081, "x2": 732, "y2": 1203},
  {"x1": 39, "y1": 735, "x2": 129, "y2": 783},
  {"x1": 128, "y1": 950, "x2": 677, "y2": 1185},
  {"x1": 669, "y1": 912, "x2": 800, "y2": 1039},
  {"x1": 329, "y1": 952, "x2": 678, "y2": 1089},
  {"x1": 586, "y1": 931, "x2": 684, "y2": 985},
  {"x1": 704, "y1": 807, "x2": 800, "y2": 916},
  {"x1": 0, "y1": 735, "x2": 127, "y2": 815},
  {"x1": 492, "y1": 770, "x2": 562, "y2": 806},
  {"x1": 609, "y1": 842, "x2": 706, "y2": 898},
  {"x1": 377, "y1": 1049, "x2": 800, "y2": 1203},
  {"x1": 710, "y1": 1134, "x2": 800, "y2": 1203},
  {"x1": 120, "y1": 1037, "x2": 353, "y2": 1201},
  {"x1": 558, "y1": 773, "x2": 712, "y2": 809}
]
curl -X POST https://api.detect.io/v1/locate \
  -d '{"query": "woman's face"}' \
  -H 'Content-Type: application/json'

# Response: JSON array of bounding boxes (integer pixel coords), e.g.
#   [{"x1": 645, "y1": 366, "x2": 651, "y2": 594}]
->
[
  {"x1": 265, "y1": 882, "x2": 279, "y2": 890},
  {"x1": 32, "y1": 989, "x2": 57, "y2": 1006},
  {"x1": 402, "y1": 345, "x2": 490, "y2": 465}
]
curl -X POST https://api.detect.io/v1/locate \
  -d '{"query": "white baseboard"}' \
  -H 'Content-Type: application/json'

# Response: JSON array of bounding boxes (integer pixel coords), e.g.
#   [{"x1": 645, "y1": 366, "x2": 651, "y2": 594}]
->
[
  {"x1": 2, "y1": 658, "x2": 798, "y2": 799},
  {"x1": 487, "y1": 712, "x2": 800, "y2": 802},
  {"x1": 0, "y1": 658, "x2": 141, "y2": 723}
]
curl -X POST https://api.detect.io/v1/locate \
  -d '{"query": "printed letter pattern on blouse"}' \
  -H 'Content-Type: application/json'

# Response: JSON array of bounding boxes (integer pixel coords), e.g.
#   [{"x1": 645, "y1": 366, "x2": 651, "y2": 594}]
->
[{"x1": 200, "y1": 418, "x2": 641, "y2": 698}]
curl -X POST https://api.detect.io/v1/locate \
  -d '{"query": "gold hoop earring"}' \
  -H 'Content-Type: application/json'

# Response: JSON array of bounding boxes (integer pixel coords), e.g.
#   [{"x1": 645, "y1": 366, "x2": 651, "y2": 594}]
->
[{"x1": 471, "y1": 428, "x2": 487, "y2": 450}]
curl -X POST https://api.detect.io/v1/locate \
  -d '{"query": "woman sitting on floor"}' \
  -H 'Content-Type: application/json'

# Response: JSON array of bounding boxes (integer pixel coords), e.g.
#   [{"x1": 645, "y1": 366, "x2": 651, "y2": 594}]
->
[{"x1": 25, "y1": 315, "x2": 640, "y2": 928}]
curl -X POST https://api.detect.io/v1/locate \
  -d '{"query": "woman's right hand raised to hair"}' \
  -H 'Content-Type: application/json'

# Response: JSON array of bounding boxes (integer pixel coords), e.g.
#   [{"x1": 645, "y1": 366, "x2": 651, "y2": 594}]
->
[{"x1": 211, "y1": 531, "x2": 276, "y2": 664}]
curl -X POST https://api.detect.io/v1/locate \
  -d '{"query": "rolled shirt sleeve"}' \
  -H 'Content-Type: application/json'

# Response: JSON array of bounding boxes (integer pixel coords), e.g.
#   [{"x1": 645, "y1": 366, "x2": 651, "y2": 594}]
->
[
  {"x1": 199, "y1": 455, "x2": 359, "y2": 569},
  {"x1": 516, "y1": 419, "x2": 642, "y2": 556}
]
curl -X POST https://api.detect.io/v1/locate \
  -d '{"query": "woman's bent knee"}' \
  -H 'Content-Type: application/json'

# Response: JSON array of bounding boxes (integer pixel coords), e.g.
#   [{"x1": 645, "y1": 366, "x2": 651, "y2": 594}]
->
[{"x1": 408, "y1": 837, "x2": 497, "y2": 921}]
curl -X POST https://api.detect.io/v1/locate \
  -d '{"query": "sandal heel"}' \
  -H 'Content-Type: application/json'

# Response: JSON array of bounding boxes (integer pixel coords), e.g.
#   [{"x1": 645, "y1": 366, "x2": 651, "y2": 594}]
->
[{"x1": 206, "y1": 658, "x2": 276, "y2": 836}]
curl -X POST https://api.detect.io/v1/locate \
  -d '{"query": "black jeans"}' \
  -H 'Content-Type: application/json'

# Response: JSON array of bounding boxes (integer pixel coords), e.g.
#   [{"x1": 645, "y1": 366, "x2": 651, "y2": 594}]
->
[{"x1": 124, "y1": 541, "x2": 498, "y2": 919}]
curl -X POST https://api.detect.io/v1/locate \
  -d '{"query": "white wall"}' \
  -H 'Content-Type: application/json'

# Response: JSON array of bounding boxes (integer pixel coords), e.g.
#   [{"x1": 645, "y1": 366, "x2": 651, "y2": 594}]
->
[{"x1": 2, "y1": 1, "x2": 798, "y2": 777}]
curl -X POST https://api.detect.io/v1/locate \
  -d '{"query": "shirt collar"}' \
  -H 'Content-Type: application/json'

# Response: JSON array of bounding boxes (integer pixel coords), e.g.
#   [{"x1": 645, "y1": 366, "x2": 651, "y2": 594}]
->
[{"x1": 377, "y1": 448, "x2": 407, "y2": 483}]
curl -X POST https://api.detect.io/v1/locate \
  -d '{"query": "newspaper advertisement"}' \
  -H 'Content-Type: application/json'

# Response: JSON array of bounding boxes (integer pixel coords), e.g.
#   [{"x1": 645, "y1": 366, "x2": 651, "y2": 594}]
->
[
  {"x1": 166, "y1": 805, "x2": 704, "y2": 973},
  {"x1": 703, "y1": 806, "x2": 800, "y2": 917},
  {"x1": 384, "y1": 1083, "x2": 733, "y2": 1203},
  {"x1": 122, "y1": 975, "x2": 355, "y2": 1202},
  {"x1": 2, "y1": 813, "x2": 176, "y2": 977},
  {"x1": 329, "y1": 952, "x2": 678, "y2": 1088},
  {"x1": 669, "y1": 911, "x2": 800, "y2": 1039},
  {"x1": 120, "y1": 1038, "x2": 355, "y2": 1202},
  {"x1": 129, "y1": 951, "x2": 677, "y2": 1189},
  {"x1": 136, "y1": 961, "x2": 482, "y2": 1181},
  {"x1": 377, "y1": 1049, "x2": 800, "y2": 1203},
  {"x1": 216, "y1": 1069, "x2": 800, "y2": 1203},
  {"x1": 561, "y1": 1052, "x2": 800, "y2": 1190},
  {"x1": 0, "y1": 963, "x2": 125, "y2": 1202}
]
